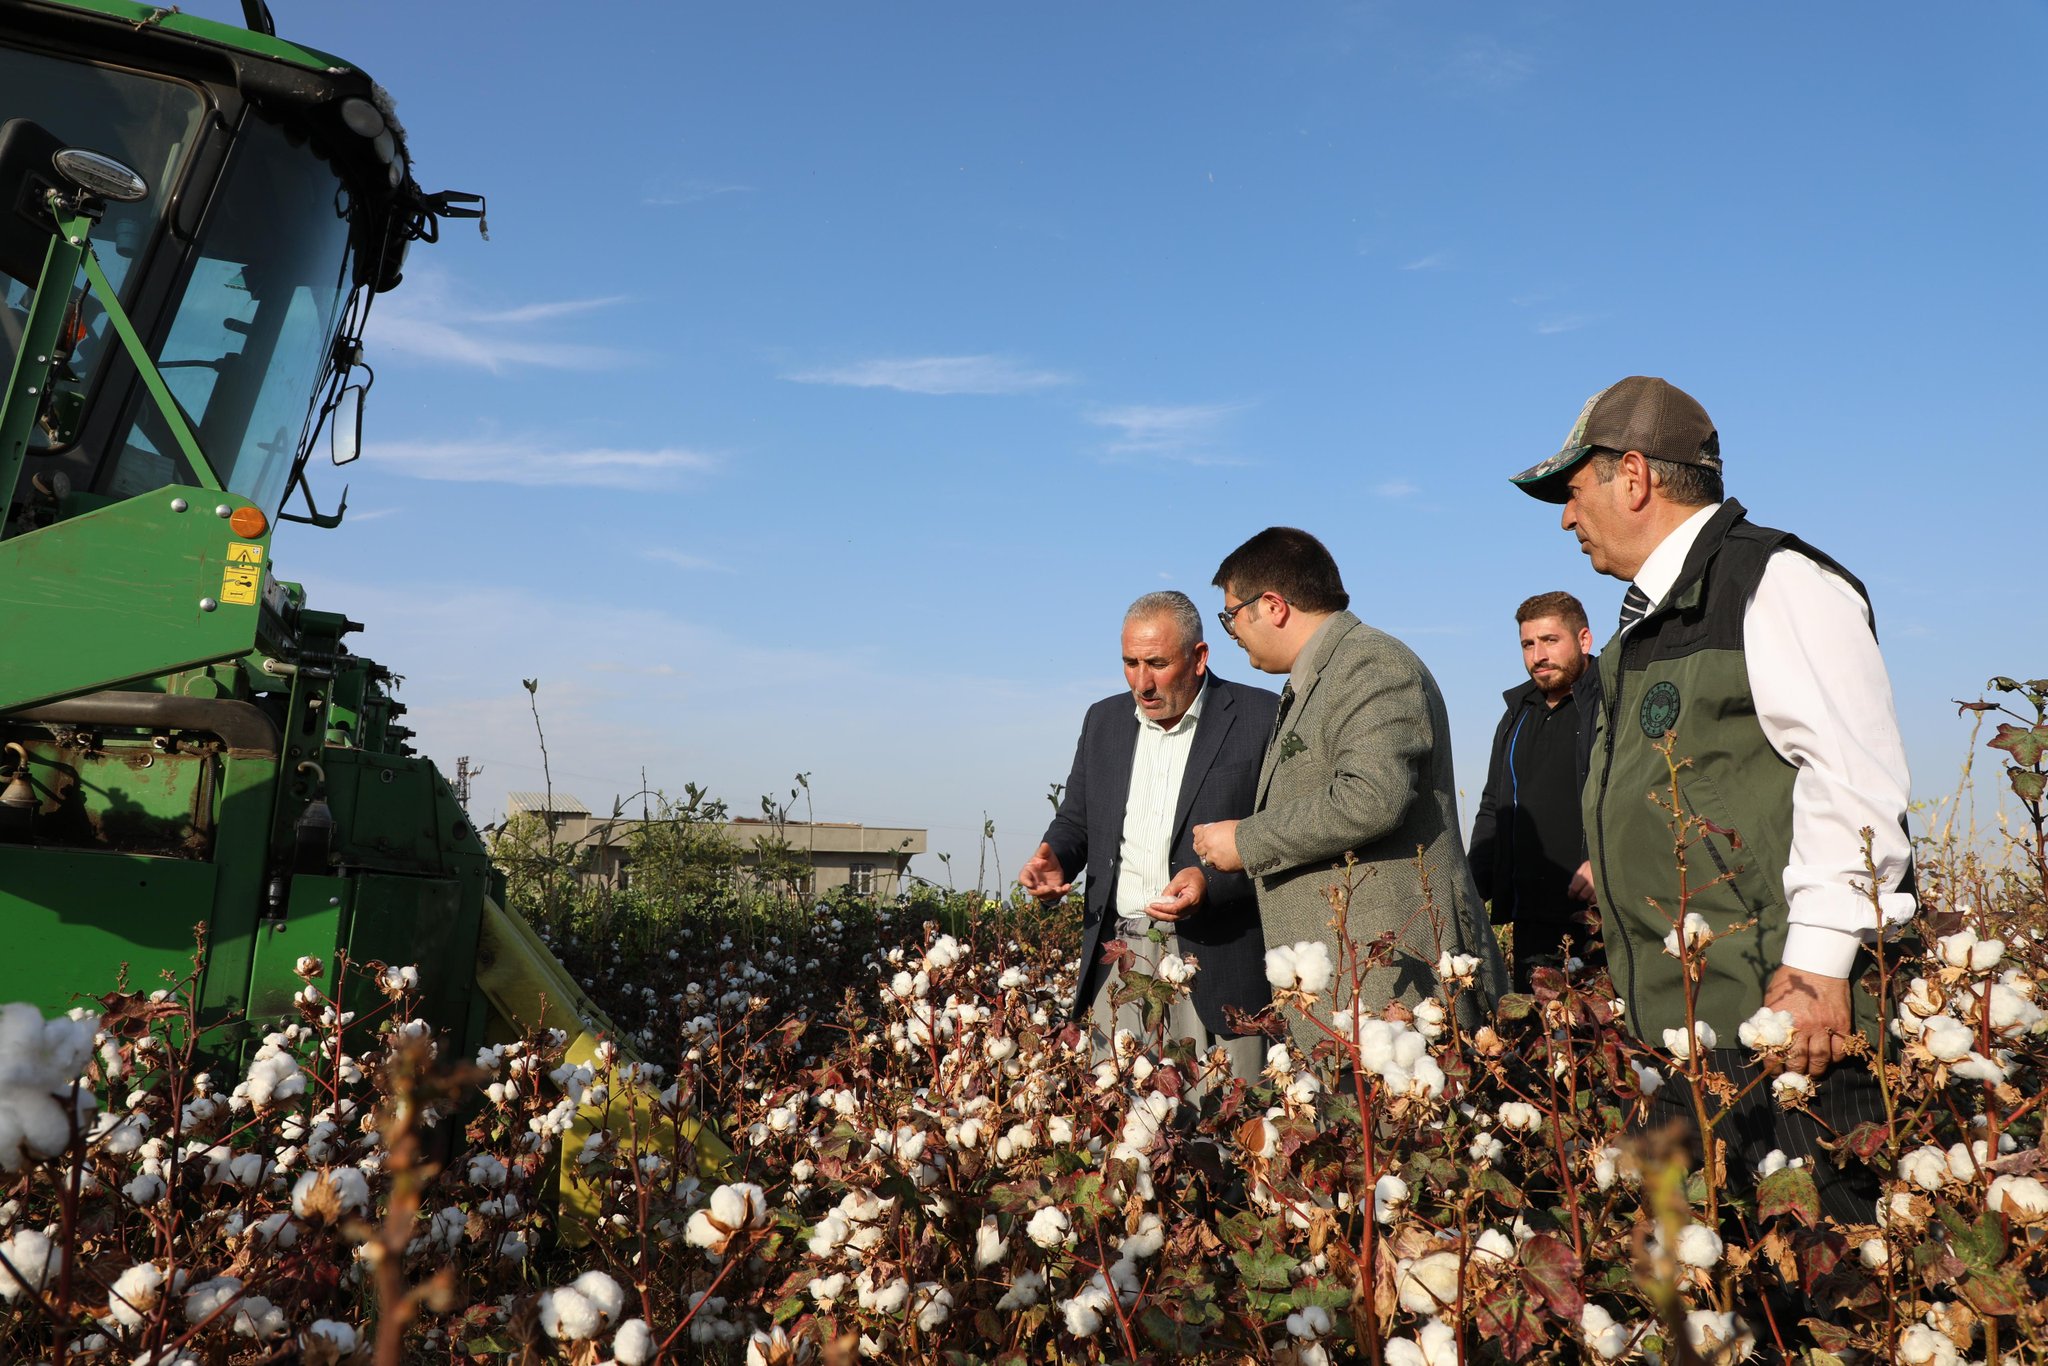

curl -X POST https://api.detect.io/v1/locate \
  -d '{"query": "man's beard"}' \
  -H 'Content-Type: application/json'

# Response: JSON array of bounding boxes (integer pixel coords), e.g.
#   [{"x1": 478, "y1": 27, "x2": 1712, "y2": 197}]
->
[{"x1": 1529, "y1": 654, "x2": 1587, "y2": 693}]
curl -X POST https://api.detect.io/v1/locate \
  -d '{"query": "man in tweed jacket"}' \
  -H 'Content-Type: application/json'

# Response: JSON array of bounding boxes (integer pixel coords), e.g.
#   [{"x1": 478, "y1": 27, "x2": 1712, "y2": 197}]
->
[{"x1": 1192, "y1": 528, "x2": 1506, "y2": 1048}]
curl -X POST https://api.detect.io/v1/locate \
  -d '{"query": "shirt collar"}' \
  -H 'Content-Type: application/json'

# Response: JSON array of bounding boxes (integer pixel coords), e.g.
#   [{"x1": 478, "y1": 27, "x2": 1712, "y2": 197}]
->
[
  {"x1": 1632, "y1": 502, "x2": 1723, "y2": 612},
  {"x1": 1288, "y1": 613, "x2": 1341, "y2": 692},
  {"x1": 1132, "y1": 672, "x2": 1210, "y2": 734}
]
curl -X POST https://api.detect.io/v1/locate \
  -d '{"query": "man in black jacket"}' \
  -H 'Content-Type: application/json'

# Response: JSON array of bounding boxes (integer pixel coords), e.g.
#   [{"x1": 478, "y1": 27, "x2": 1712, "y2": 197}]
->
[
  {"x1": 1019, "y1": 590, "x2": 1280, "y2": 1080},
  {"x1": 1468, "y1": 591, "x2": 1604, "y2": 991}
]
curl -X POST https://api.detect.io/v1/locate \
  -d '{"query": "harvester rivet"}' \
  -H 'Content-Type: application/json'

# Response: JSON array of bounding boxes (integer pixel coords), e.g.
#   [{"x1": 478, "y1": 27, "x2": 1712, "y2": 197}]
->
[
  {"x1": 328, "y1": 897, "x2": 341, "y2": 907},
  {"x1": 198, "y1": 598, "x2": 218, "y2": 612},
  {"x1": 35, "y1": 355, "x2": 47, "y2": 364},
  {"x1": 170, "y1": 498, "x2": 188, "y2": 512},
  {"x1": 214, "y1": 504, "x2": 232, "y2": 518},
  {"x1": 25, "y1": 386, "x2": 36, "y2": 396}
]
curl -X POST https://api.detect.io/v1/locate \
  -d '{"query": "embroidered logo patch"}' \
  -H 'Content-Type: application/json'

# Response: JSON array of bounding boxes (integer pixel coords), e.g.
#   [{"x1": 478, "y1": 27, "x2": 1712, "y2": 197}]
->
[{"x1": 1639, "y1": 681, "x2": 1682, "y2": 738}]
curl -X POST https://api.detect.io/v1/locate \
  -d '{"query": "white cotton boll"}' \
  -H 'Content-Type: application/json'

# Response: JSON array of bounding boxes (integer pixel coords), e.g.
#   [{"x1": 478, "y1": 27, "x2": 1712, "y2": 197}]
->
[
  {"x1": 1471, "y1": 1228, "x2": 1516, "y2": 1265},
  {"x1": 1896, "y1": 1323, "x2": 1962, "y2": 1366},
  {"x1": 1156, "y1": 953, "x2": 1197, "y2": 985},
  {"x1": 0, "y1": 1229, "x2": 60, "y2": 1303},
  {"x1": 1662, "y1": 913, "x2": 1710, "y2": 955},
  {"x1": 1755, "y1": 1149, "x2": 1789, "y2": 1178},
  {"x1": 1411, "y1": 998, "x2": 1447, "y2": 1040},
  {"x1": 1469, "y1": 1130, "x2": 1504, "y2": 1164},
  {"x1": 1630, "y1": 1059, "x2": 1664, "y2": 1095},
  {"x1": 124, "y1": 1173, "x2": 166, "y2": 1206},
  {"x1": 1374, "y1": 1174, "x2": 1410, "y2": 1224},
  {"x1": 1986, "y1": 983, "x2": 2044, "y2": 1035},
  {"x1": 107, "y1": 1261, "x2": 166, "y2": 1329},
  {"x1": 612, "y1": 1318, "x2": 655, "y2": 1366},
  {"x1": 291, "y1": 1166, "x2": 370, "y2": 1219},
  {"x1": 913, "y1": 1282, "x2": 954, "y2": 1331},
  {"x1": 1921, "y1": 1016, "x2": 1974, "y2": 1062},
  {"x1": 809, "y1": 1273, "x2": 848, "y2": 1309},
  {"x1": 1952, "y1": 1051, "x2": 2009, "y2": 1084},
  {"x1": 304, "y1": 1320, "x2": 359, "y2": 1355},
  {"x1": 1436, "y1": 951, "x2": 1480, "y2": 984},
  {"x1": 1590, "y1": 1146, "x2": 1621, "y2": 1191},
  {"x1": 1988, "y1": 1175, "x2": 2048, "y2": 1224},
  {"x1": 1772, "y1": 1072, "x2": 1813, "y2": 1104},
  {"x1": 1581, "y1": 1303, "x2": 1632, "y2": 1361},
  {"x1": 540, "y1": 1294, "x2": 602, "y2": 1343},
  {"x1": 1396, "y1": 1252, "x2": 1462, "y2": 1316},
  {"x1": 1264, "y1": 941, "x2": 1333, "y2": 994},
  {"x1": 1496, "y1": 1101, "x2": 1542, "y2": 1132},
  {"x1": 1738, "y1": 1006, "x2": 1796, "y2": 1051},
  {"x1": 1120, "y1": 1211, "x2": 1165, "y2": 1259},
  {"x1": 997, "y1": 1269, "x2": 1044, "y2": 1311},
  {"x1": 1027, "y1": 1205, "x2": 1071, "y2": 1249},
  {"x1": 183, "y1": 1275, "x2": 243, "y2": 1325},
  {"x1": 1898, "y1": 1146, "x2": 1950, "y2": 1192},
  {"x1": 1684, "y1": 1310, "x2": 1749, "y2": 1357},
  {"x1": 572, "y1": 1270, "x2": 624, "y2": 1324},
  {"x1": 91, "y1": 1110, "x2": 150, "y2": 1156},
  {"x1": 1287, "y1": 1304, "x2": 1333, "y2": 1339},
  {"x1": 709, "y1": 1181, "x2": 769, "y2": 1230},
  {"x1": 975, "y1": 1216, "x2": 1010, "y2": 1268},
  {"x1": 859, "y1": 1275, "x2": 909, "y2": 1315},
  {"x1": 1675, "y1": 1223, "x2": 1724, "y2": 1269},
  {"x1": 232, "y1": 1295, "x2": 287, "y2": 1339},
  {"x1": 1858, "y1": 1237, "x2": 1889, "y2": 1269}
]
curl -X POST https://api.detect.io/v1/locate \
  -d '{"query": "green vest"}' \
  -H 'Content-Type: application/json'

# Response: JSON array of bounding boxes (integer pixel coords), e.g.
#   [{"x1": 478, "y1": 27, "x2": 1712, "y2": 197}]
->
[{"x1": 1584, "y1": 501, "x2": 1879, "y2": 1042}]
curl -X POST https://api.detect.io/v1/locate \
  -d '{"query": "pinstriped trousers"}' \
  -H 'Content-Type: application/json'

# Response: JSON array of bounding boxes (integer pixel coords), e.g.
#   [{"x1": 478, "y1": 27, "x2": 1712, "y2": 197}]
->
[{"x1": 1647, "y1": 1050, "x2": 1885, "y2": 1226}]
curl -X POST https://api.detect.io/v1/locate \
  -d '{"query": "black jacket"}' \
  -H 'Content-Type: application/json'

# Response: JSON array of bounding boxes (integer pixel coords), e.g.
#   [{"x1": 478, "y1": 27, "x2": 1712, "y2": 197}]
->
[
  {"x1": 1467, "y1": 662, "x2": 1602, "y2": 915},
  {"x1": 1042, "y1": 674, "x2": 1280, "y2": 1034}
]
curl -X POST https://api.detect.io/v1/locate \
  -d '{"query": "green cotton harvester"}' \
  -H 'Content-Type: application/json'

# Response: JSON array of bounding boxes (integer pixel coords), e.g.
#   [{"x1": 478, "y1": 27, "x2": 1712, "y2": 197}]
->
[{"x1": 0, "y1": 0, "x2": 620, "y2": 1070}]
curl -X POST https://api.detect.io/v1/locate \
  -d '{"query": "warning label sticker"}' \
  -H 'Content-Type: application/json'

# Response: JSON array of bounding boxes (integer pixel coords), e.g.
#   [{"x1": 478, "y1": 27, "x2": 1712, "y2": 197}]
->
[{"x1": 220, "y1": 543, "x2": 263, "y2": 605}]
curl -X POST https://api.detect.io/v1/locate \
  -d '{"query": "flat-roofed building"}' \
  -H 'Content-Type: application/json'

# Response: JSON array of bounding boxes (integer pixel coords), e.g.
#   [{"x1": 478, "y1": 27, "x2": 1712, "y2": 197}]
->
[{"x1": 499, "y1": 792, "x2": 925, "y2": 897}]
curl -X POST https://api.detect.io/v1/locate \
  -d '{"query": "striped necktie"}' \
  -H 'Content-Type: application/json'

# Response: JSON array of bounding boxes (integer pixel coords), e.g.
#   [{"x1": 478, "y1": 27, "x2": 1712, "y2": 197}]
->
[
  {"x1": 1272, "y1": 681, "x2": 1296, "y2": 739},
  {"x1": 1617, "y1": 583, "x2": 1651, "y2": 634}
]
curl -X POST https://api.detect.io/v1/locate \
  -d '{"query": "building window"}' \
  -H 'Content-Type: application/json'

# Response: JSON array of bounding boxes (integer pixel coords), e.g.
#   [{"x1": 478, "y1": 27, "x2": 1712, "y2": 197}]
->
[{"x1": 848, "y1": 863, "x2": 876, "y2": 895}]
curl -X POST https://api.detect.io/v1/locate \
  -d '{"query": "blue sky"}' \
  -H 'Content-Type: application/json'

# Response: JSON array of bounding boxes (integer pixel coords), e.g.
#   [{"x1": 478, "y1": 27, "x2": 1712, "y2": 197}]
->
[{"x1": 236, "y1": 2, "x2": 2042, "y2": 885}]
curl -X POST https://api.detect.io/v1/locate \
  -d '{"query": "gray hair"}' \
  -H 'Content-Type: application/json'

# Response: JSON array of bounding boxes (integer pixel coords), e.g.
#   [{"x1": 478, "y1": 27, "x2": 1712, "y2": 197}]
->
[
  {"x1": 1588, "y1": 450, "x2": 1723, "y2": 509},
  {"x1": 1124, "y1": 590, "x2": 1204, "y2": 649}
]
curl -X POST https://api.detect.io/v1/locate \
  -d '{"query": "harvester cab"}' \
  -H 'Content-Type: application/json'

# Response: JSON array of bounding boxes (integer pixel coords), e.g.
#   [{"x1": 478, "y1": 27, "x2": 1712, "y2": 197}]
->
[{"x1": 0, "y1": 2, "x2": 614, "y2": 1074}]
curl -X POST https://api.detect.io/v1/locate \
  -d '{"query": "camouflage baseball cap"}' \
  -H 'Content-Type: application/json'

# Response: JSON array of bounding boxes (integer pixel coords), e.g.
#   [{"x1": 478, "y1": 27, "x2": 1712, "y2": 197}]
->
[{"x1": 1511, "y1": 376, "x2": 1721, "y2": 504}]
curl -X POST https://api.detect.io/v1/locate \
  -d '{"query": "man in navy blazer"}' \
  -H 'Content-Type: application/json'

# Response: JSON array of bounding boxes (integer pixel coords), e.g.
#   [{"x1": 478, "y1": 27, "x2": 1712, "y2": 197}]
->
[{"x1": 1019, "y1": 591, "x2": 1281, "y2": 1079}]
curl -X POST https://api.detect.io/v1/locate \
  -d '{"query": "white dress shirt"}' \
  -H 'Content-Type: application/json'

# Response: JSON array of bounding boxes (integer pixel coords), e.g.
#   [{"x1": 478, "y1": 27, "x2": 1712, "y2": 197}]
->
[
  {"x1": 1114, "y1": 678, "x2": 1209, "y2": 926},
  {"x1": 1626, "y1": 503, "x2": 1915, "y2": 978}
]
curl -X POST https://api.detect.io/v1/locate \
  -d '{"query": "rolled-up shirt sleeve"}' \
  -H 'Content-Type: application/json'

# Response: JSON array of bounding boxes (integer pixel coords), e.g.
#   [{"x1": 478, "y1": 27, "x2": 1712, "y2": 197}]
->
[{"x1": 1744, "y1": 550, "x2": 1916, "y2": 978}]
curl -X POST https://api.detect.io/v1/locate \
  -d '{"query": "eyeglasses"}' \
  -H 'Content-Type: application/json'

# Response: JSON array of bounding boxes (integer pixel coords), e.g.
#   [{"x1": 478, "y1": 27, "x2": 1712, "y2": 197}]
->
[{"x1": 1217, "y1": 593, "x2": 1273, "y2": 637}]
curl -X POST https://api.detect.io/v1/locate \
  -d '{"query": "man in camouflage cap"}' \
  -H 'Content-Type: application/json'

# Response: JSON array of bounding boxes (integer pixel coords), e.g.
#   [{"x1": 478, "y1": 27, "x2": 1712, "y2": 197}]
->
[{"x1": 1513, "y1": 375, "x2": 1915, "y2": 1223}]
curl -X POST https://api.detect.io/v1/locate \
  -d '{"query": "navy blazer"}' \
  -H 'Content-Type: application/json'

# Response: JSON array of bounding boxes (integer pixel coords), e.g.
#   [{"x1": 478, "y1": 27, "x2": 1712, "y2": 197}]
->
[{"x1": 1040, "y1": 673, "x2": 1281, "y2": 1034}]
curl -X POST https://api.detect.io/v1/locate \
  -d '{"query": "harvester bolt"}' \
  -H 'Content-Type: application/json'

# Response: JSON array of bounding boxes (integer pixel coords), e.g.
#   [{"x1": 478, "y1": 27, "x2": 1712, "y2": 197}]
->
[
  {"x1": 214, "y1": 504, "x2": 232, "y2": 518},
  {"x1": 198, "y1": 598, "x2": 217, "y2": 612},
  {"x1": 170, "y1": 498, "x2": 188, "y2": 512}
]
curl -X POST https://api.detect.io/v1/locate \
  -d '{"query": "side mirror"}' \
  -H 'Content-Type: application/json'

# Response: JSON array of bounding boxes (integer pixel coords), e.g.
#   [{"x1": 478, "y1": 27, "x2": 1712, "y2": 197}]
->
[{"x1": 330, "y1": 383, "x2": 364, "y2": 465}]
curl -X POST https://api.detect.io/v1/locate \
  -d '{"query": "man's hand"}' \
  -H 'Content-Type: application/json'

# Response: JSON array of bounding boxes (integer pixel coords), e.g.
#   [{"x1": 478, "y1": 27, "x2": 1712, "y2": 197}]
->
[
  {"x1": 1763, "y1": 964, "x2": 1854, "y2": 1077},
  {"x1": 1017, "y1": 842, "x2": 1072, "y2": 901},
  {"x1": 1146, "y1": 866, "x2": 1207, "y2": 922},
  {"x1": 1191, "y1": 820, "x2": 1244, "y2": 873},
  {"x1": 1568, "y1": 860, "x2": 1596, "y2": 903}
]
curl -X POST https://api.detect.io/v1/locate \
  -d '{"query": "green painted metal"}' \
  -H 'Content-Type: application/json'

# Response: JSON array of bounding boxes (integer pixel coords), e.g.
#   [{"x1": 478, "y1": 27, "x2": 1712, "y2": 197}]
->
[
  {"x1": 0, "y1": 224, "x2": 85, "y2": 521},
  {"x1": 19, "y1": 0, "x2": 354, "y2": 73},
  {"x1": 0, "y1": 487, "x2": 267, "y2": 711},
  {"x1": 0, "y1": 847, "x2": 218, "y2": 1009},
  {"x1": 244, "y1": 874, "x2": 351, "y2": 1029}
]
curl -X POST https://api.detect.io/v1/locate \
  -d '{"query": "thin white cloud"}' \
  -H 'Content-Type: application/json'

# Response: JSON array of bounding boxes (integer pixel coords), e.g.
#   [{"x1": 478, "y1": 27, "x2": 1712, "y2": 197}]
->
[
  {"x1": 1401, "y1": 252, "x2": 1450, "y2": 272},
  {"x1": 1446, "y1": 36, "x2": 1535, "y2": 89},
  {"x1": 641, "y1": 548, "x2": 736, "y2": 573},
  {"x1": 784, "y1": 355, "x2": 1071, "y2": 396},
  {"x1": 1376, "y1": 480, "x2": 1419, "y2": 498},
  {"x1": 1536, "y1": 314, "x2": 1596, "y2": 335},
  {"x1": 642, "y1": 177, "x2": 755, "y2": 207},
  {"x1": 1088, "y1": 402, "x2": 1254, "y2": 465},
  {"x1": 345, "y1": 506, "x2": 401, "y2": 522},
  {"x1": 469, "y1": 296, "x2": 630, "y2": 325},
  {"x1": 365, "y1": 272, "x2": 631, "y2": 373},
  {"x1": 368, "y1": 438, "x2": 715, "y2": 490}
]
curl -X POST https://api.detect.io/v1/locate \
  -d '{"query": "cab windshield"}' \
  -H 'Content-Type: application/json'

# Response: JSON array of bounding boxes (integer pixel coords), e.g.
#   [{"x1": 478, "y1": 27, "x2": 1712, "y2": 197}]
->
[
  {"x1": 0, "y1": 45, "x2": 202, "y2": 407},
  {"x1": 106, "y1": 114, "x2": 355, "y2": 518}
]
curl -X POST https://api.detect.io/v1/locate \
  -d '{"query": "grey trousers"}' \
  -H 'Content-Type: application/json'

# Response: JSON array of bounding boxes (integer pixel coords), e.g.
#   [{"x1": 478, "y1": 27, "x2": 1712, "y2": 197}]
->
[{"x1": 1089, "y1": 924, "x2": 1267, "y2": 1088}]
